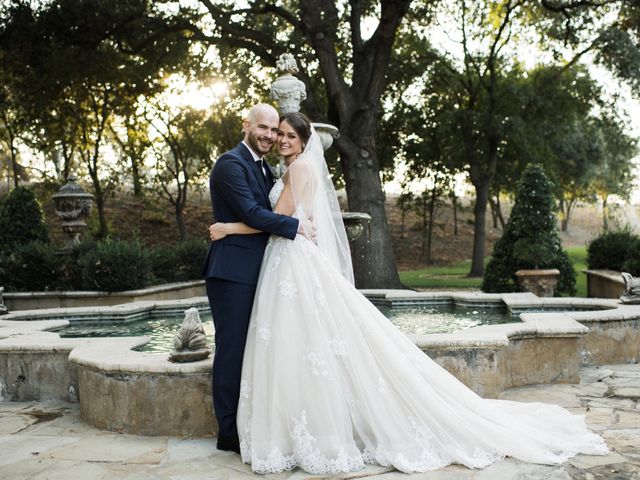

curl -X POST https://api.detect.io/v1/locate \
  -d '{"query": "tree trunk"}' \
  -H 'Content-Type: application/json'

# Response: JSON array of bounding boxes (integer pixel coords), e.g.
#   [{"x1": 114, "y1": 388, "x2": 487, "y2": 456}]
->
[
  {"x1": 339, "y1": 146, "x2": 402, "y2": 288},
  {"x1": 176, "y1": 203, "x2": 186, "y2": 241},
  {"x1": 131, "y1": 156, "x2": 143, "y2": 197},
  {"x1": 495, "y1": 194, "x2": 505, "y2": 229},
  {"x1": 9, "y1": 146, "x2": 19, "y2": 188},
  {"x1": 560, "y1": 196, "x2": 576, "y2": 232},
  {"x1": 426, "y1": 187, "x2": 437, "y2": 265},
  {"x1": 452, "y1": 192, "x2": 458, "y2": 236},
  {"x1": 469, "y1": 178, "x2": 490, "y2": 277},
  {"x1": 420, "y1": 194, "x2": 428, "y2": 261},
  {"x1": 92, "y1": 180, "x2": 108, "y2": 238},
  {"x1": 602, "y1": 195, "x2": 609, "y2": 231}
]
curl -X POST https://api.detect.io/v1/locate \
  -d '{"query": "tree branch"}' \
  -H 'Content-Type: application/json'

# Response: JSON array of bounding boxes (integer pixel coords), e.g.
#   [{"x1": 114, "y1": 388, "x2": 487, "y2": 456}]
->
[{"x1": 540, "y1": 0, "x2": 619, "y2": 12}]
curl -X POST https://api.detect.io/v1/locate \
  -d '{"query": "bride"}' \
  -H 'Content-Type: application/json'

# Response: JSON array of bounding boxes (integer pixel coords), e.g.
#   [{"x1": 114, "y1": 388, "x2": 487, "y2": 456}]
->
[{"x1": 209, "y1": 111, "x2": 607, "y2": 475}]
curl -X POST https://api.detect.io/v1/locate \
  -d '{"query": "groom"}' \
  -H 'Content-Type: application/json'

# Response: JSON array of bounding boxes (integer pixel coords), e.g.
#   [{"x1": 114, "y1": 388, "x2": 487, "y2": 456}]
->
[{"x1": 203, "y1": 103, "x2": 305, "y2": 454}]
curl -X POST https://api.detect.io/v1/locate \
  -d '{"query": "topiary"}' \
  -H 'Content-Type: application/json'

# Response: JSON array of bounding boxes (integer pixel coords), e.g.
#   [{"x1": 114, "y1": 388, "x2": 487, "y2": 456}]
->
[
  {"x1": 586, "y1": 227, "x2": 639, "y2": 272},
  {"x1": 482, "y1": 163, "x2": 576, "y2": 295},
  {"x1": 78, "y1": 238, "x2": 151, "y2": 292},
  {"x1": 0, "y1": 187, "x2": 49, "y2": 253}
]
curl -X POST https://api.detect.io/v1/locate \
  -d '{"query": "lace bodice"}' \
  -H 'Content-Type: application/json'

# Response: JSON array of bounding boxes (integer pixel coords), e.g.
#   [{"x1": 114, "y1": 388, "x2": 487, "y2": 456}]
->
[
  {"x1": 269, "y1": 179, "x2": 284, "y2": 209},
  {"x1": 268, "y1": 177, "x2": 307, "y2": 219}
]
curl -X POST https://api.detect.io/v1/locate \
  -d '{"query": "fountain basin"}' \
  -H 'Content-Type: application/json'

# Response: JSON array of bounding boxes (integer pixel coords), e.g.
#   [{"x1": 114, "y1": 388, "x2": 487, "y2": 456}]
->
[{"x1": 0, "y1": 290, "x2": 637, "y2": 436}]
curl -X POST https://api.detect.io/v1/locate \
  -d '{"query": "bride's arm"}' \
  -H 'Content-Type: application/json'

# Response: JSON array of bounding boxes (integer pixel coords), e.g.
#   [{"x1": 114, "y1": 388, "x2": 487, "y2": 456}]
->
[
  {"x1": 209, "y1": 221, "x2": 259, "y2": 240},
  {"x1": 209, "y1": 184, "x2": 294, "y2": 240},
  {"x1": 210, "y1": 164, "x2": 311, "y2": 241}
]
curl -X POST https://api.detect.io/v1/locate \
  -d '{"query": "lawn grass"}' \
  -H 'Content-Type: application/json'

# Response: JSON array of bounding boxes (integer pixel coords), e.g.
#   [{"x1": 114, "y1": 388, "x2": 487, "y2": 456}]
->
[
  {"x1": 400, "y1": 245, "x2": 588, "y2": 297},
  {"x1": 566, "y1": 245, "x2": 587, "y2": 298}
]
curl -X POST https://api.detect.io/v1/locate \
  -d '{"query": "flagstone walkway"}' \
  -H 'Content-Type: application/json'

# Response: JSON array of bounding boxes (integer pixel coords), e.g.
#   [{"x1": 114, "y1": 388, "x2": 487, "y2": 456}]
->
[{"x1": 1, "y1": 364, "x2": 639, "y2": 480}]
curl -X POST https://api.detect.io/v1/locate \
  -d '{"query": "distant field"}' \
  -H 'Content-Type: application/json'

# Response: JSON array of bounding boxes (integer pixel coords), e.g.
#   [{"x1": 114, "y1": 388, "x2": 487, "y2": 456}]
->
[{"x1": 400, "y1": 245, "x2": 588, "y2": 297}]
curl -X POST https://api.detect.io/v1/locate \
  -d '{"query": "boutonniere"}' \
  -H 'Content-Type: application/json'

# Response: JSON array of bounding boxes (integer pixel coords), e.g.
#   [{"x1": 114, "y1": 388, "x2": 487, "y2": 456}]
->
[{"x1": 269, "y1": 156, "x2": 286, "y2": 180}]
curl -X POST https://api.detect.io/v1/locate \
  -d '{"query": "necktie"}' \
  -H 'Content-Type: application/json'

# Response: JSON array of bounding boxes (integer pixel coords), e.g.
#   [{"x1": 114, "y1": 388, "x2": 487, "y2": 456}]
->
[{"x1": 257, "y1": 159, "x2": 266, "y2": 179}]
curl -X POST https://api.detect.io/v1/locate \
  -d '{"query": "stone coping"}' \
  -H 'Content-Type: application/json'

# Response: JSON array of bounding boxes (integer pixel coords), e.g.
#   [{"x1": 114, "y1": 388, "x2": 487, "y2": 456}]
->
[
  {"x1": 1, "y1": 289, "x2": 637, "y2": 375},
  {"x1": 515, "y1": 269, "x2": 560, "y2": 276},
  {"x1": 3, "y1": 280, "x2": 205, "y2": 299}
]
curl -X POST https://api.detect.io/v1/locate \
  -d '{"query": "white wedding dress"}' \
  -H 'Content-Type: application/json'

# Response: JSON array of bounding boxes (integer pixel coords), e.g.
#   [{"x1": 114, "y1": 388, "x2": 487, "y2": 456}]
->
[{"x1": 236, "y1": 136, "x2": 607, "y2": 475}]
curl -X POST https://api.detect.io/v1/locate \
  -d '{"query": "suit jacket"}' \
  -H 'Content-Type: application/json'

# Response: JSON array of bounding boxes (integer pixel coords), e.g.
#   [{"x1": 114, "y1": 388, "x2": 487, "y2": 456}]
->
[{"x1": 202, "y1": 142, "x2": 299, "y2": 285}]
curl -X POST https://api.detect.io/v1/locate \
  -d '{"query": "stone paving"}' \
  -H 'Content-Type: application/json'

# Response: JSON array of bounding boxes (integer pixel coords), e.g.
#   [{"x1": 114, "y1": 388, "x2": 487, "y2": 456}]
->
[{"x1": 1, "y1": 364, "x2": 639, "y2": 480}]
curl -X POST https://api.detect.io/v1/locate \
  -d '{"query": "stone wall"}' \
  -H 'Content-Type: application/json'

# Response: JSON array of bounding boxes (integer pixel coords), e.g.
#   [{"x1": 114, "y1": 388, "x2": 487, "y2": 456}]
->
[
  {"x1": 423, "y1": 335, "x2": 581, "y2": 398},
  {"x1": 0, "y1": 349, "x2": 77, "y2": 402},
  {"x1": 77, "y1": 367, "x2": 215, "y2": 437},
  {"x1": 4, "y1": 281, "x2": 206, "y2": 311}
]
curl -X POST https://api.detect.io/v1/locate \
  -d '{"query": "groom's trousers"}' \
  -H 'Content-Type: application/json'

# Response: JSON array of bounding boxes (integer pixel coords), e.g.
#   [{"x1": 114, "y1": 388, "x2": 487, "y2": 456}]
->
[{"x1": 206, "y1": 277, "x2": 256, "y2": 441}]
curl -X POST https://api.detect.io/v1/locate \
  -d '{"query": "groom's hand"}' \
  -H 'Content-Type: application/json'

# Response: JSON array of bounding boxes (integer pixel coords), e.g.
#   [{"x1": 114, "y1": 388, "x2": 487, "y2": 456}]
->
[
  {"x1": 209, "y1": 223, "x2": 228, "y2": 241},
  {"x1": 297, "y1": 217, "x2": 316, "y2": 241}
]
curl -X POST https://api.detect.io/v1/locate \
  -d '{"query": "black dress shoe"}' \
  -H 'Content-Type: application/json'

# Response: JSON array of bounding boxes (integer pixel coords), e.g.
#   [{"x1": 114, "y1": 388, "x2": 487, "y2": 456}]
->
[{"x1": 217, "y1": 436, "x2": 241, "y2": 454}]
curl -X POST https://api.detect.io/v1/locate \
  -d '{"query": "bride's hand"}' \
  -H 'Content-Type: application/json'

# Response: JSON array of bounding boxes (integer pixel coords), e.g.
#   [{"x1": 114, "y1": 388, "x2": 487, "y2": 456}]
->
[{"x1": 209, "y1": 222, "x2": 228, "y2": 241}]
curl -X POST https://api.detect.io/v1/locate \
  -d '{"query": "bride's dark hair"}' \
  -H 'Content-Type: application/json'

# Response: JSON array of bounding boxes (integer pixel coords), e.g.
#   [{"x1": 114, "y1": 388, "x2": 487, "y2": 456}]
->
[{"x1": 280, "y1": 112, "x2": 312, "y2": 147}]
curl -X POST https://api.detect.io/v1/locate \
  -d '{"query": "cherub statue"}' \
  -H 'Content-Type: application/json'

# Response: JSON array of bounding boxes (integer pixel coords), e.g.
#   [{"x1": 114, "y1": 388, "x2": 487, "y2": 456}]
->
[
  {"x1": 276, "y1": 53, "x2": 299, "y2": 74},
  {"x1": 620, "y1": 272, "x2": 640, "y2": 304}
]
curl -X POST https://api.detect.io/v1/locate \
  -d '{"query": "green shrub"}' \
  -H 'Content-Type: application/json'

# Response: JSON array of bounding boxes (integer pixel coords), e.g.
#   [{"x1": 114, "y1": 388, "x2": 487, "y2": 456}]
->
[
  {"x1": 482, "y1": 164, "x2": 576, "y2": 295},
  {"x1": 79, "y1": 238, "x2": 151, "y2": 291},
  {"x1": 149, "y1": 238, "x2": 208, "y2": 284},
  {"x1": 173, "y1": 238, "x2": 208, "y2": 281},
  {"x1": 0, "y1": 241, "x2": 63, "y2": 292},
  {"x1": 60, "y1": 239, "x2": 98, "y2": 290},
  {"x1": 586, "y1": 227, "x2": 639, "y2": 272},
  {"x1": 621, "y1": 240, "x2": 640, "y2": 276},
  {"x1": 0, "y1": 187, "x2": 49, "y2": 253},
  {"x1": 150, "y1": 246, "x2": 179, "y2": 283}
]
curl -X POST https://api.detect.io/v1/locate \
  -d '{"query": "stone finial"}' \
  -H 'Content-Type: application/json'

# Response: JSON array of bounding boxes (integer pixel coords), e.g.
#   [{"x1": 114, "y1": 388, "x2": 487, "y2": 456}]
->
[
  {"x1": 169, "y1": 308, "x2": 211, "y2": 362},
  {"x1": 620, "y1": 272, "x2": 640, "y2": 304},
  {"x1": 0, "y1": 287, "x2": 7, "y2": 315},
  {"x1": 270, "y1": 53, "x2": 307, "y2": 114}
]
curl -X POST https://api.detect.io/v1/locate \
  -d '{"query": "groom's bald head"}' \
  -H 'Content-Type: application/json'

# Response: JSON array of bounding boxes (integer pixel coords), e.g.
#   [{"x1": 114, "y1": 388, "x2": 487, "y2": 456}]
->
[
  {"x1": 246, "y1": 104, "x2": 279, "y2": 124},
  {"x1": 243, "y1": 103, "x2": 280, "y2": 155}
]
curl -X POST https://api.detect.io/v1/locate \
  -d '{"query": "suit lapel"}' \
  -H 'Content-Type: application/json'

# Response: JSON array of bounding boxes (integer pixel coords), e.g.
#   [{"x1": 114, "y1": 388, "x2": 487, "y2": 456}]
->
[{"x1": 238, "y1": 143, "x2": 270, "y2": 201}]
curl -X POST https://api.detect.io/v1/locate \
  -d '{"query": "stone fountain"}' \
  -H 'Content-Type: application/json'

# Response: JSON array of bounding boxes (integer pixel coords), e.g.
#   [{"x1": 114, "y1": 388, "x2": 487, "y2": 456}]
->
[
  {"x1": 270, "y1": 53, "x2": 371, "y2": 243},
  {"x1": 51, "y1": 174, "x2": 94, "y2": 252}
]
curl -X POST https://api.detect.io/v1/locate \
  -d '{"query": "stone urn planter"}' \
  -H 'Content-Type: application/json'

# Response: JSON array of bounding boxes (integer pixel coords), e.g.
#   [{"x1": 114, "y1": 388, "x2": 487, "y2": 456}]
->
[
  {"x1": 583, "y1": 269, "x2": 625, "y2": 299},
  {"x1": 51, "y1": 174, "x2": 94, "y2": 251},
  {"x1": 515, "y1": 269, "x2": 560, "y2": 297}
]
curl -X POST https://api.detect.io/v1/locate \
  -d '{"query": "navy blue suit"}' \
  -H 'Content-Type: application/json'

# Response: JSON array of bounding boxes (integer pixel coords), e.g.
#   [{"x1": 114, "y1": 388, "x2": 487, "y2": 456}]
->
[{"x1": 203, "y1": 142, "x2": 298, "y2": 442}]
